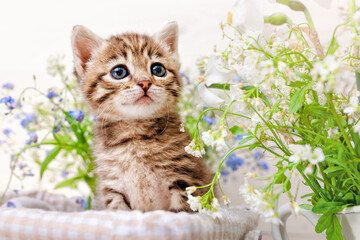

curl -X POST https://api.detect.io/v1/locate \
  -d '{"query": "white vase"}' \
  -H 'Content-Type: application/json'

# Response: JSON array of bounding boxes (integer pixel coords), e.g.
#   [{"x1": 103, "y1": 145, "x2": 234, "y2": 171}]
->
[{"x1": 272, "y1": 203, "x2": 360, "y2": 240}]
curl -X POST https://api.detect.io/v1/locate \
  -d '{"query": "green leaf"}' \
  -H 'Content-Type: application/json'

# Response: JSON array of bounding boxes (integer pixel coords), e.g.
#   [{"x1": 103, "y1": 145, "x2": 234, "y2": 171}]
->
[
  {"x1": 294, "y1": 71, "x2": 312, "y2": 81},
  {"x1": 289, "y1": 86, "x2": 306, "y2": 114},
  {"x1": 229, "y1": 125, "x2": 247, "y2": 135},
  {"x1": 326, "y1": 214, "x2": 343, "y2": 240},
  {"x1": 324, "y1": 166, "x2": 343, "y2": 174},
  {"x1": 315, "y1": 213, "x2": 332, "y2": 233},
  {"x1": 326, "y1": 36, "x2": 339, "y2": 55},
  {"x1": 274, "y1": 170, "x2": 286, "y2": 184},
  {"x1": 312, "y1": 202, "x2": 346, "y2": 214},
  {"x1": 40, "y1": 146, "x2": 61, "y2": 179},
  {"x1": 299, "y1": 204, "x2": 313, "y2": 210},
  {"x1": 288, "y1": 81, "x2": 307, "y2": 88},
  {"x1": 283, "y1": 179, "x2": 291, "y2": 192},
  {"x1": 55, "y1": 176, "x2": 82, "y2": 189},
  {"x1": 207, "y1": 83, "x2": 230, "y2": 90},
  {"x1": 237, "y1": 136, "x2": 254, "y2": 146},
  {"x1": 249, "y1": 142, "x2": 261, "y2": 150}
]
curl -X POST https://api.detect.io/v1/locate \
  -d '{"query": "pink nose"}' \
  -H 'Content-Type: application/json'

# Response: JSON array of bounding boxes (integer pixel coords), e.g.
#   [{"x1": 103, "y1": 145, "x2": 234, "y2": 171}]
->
[{"x1": 138, "y1": 80, "x2": 152, "y2": 92}]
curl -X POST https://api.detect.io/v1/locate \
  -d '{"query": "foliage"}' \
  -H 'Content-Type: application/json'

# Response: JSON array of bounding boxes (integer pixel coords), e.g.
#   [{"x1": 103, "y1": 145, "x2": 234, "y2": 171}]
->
[{"x1": 183, "y1": 0, "x2": 360, "y2": 238}]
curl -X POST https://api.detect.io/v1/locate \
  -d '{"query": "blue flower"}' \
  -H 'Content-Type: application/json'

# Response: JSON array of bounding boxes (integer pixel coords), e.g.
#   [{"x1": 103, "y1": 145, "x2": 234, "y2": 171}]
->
[
  {"x1": 203, "y1": 116, "x2": 216, "y2": 125},
  {"x1": 3, "y1": 128, "x2": 11, "y2": 136},
  {"x1": 233, "y1": 74, "x2": 245, "y2": 83},
  {"x1": 76, "y1": 196, "x2": 88, "y2": 209},
  {"x1": 6, "y1": 201, "x2": 16, "y2": 208},
  {"x1": 257, "y1": 159, "x2": 269, "y2": 171},
  {"x1": 234, "y1": 135, "x2": 244, "y2": 141},
  {"x1": 53, "y1": 122, "x2": 62, "y2": 133},
  {"x1": 225, "y1": 153, "x2": 244, "y2": 171},
  {"x1": 253, "y1": 151, "x2": 263, "y2": 160},
  {"x1": 61, "y1": 171, "x2": 69, "y2": 178},
  {"x1": 21, "y1": 114, "x2": 37, "y2": 128},
  {"x1": 2, "y1": 82, "x2": 14, "y2": 90},
  {"x1": 26, "y1": 132, "x2": 38, "y2": 145},
  {"x1": 0, "y1": 96, "x2": 16, "y2": 109},
  {"x1": 180, "y1": 71, "x2": 191, "y2": 84},
  {"x1": 68, "y1": 110, "x2": 85, "y2": 122},
  {"x1": 47, "y1": 90, "x2": 58, "y2": 99}
]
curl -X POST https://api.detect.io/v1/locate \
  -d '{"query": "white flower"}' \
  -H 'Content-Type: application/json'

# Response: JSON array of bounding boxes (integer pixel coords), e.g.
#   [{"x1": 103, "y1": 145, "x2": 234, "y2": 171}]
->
[
  {"x1": 214, "y1": 137, "x2": 229, "y2": 152},
  {"x1": 305, "y1": 94, "x2": 312, "y2": 104},
  {"x1": 204, "y1": 54, "x2": 233, "y2": 86},
  {"x1": 312, "y1": 55, "x2": 339, "y2": 78},
  {"x1": 251, "y1": 97, "x2": 264, "y2": 109},
  {"x1": 232, "y1": 0, "x2": 264, "y2": 34},
  {"x1": 288, "y1": 144, "x2": 302, "y2": 163},
  {"x1": 185, "y1": 140, "x2": 205, "y2": 158},
  {"x1": 308, "y1": 147, "x2": 325, "y2": 164},
  {"x1": 201, "y1": 130, "x2": 215, "y2": 147},
  {"x1": 300, "y1": 144, "x2": 312, "y2": 161},
  {"x1": 304, "y1": 164, "x2": 313, "y2": 175},
  {"x1": 212, "y1": 198, "x2": 221, "y2": 209},
  {"x1": 185, "y1": 186, "x2": 197, "y2": 195},
  {"x1": 179, "y1": 123, "x2": 185, "y2": 132},
  {"x1": 197, "y1": 82, "x2": 225, "y2": 108},
  {"x1": 187, "y1": 195, "x2": 202, "y2": 212},
  {"x1": 291, "y1": 202, "x2": 301, "y2": 215},
  {"x1": 223, "y1": 195, "x2": 231, "y2": 206},
  {"x1": 344, "y1": 95, "x2": 359, "y2": 115},
  {"x1": 318, "y1": 94, "x2": 327, "y2": 105}
]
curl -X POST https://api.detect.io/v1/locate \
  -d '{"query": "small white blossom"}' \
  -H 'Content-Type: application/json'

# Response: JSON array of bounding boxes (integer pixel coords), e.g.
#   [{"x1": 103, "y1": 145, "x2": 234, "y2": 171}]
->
[
  {"x1": 291, "y1": 202, "x2": 301, "y2": 215},
  {"x1": 201, "y1": 130, "x2": 215, "y2": 147},
  {"x1": 304, "y1": 164, "x2": 313, "y2": 175},
  {"x1": 185, "y1": 140, "x2": 205, "y2": 158},
  {"x1": 223, "y1": 195, "x2": 231, "y2": 206},
  {"x1": 187, "y1": 195, "x2": 202, "y2": 212},
  {"x1": 185, "y1": 186, "x2": 197, "y2": 195},
  {"x1": 179, "y1": 123, "x2": 185, "y2": 132},
  {"x1": 308, "y1": 147, "x2": 325, "y2": 164},
  {"x1": 214, "y1": 137, "x2": 229, "y2": 152}
]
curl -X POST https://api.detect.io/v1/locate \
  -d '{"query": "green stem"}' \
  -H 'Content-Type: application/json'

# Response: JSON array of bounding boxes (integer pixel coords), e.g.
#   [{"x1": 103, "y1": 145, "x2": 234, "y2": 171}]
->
[
  {"x1": 303, "y1": 9, "x2": 315, "y2": 30},
  {"x1": 325, "y1": 93, "x2": 356, "y2": 155},
  {"x1": 349, "y1": 0, "x2": 358, "y2": 34}
]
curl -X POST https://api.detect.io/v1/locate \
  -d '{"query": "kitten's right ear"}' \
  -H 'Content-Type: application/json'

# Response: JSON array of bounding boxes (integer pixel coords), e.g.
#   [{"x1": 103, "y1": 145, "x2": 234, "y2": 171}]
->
[{"x1": 71, "y1": 25, "x2": 104, "y2": 80}]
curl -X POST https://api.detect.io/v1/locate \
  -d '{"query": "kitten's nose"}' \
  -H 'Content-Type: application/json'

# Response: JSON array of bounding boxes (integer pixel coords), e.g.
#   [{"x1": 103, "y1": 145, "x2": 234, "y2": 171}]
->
[{"x1": 138, "y1": 80, "x2": 152, "y2": 93}]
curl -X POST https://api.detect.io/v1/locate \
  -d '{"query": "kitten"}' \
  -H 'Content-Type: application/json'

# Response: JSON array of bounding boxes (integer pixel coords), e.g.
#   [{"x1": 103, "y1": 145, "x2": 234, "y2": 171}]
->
[{"x1": 71, "y1": 22, "x2": 213, "y2": 212}]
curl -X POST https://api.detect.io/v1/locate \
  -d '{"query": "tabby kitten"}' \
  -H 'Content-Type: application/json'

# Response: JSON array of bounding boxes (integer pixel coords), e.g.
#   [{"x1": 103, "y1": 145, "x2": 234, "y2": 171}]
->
[{"x1": 71, "y1": 22, "x2": 213, "y2": 212}]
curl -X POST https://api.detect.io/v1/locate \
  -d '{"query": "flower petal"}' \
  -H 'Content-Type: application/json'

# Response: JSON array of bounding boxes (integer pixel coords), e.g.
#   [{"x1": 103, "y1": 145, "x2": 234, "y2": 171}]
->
[{"x1": 198, "y1": 82, "x2": 225, "y2": 107}]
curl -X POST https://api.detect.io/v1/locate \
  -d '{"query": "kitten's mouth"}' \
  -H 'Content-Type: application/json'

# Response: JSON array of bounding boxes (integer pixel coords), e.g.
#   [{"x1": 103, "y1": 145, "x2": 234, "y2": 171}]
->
[{"x1": 135, "y1": 95, "x2": 153, "y2": 105}]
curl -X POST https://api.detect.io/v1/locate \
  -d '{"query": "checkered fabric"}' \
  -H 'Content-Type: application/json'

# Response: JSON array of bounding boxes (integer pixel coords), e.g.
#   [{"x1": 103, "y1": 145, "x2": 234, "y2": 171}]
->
[{"x1": 0, "y1": 191, "x2": 260, "y2": 240}]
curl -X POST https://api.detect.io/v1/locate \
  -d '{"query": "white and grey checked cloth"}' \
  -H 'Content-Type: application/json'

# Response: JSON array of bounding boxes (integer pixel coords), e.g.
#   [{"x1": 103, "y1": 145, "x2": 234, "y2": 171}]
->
[{"x1": 0, "y1": 191, "x2": 260, "y2": 240}]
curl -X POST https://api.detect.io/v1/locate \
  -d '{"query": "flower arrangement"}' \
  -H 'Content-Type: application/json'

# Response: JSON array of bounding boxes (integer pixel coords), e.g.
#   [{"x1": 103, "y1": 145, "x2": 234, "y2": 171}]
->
[{"x1": 183, "y1": 0, "x2": 360, "y2": 239}]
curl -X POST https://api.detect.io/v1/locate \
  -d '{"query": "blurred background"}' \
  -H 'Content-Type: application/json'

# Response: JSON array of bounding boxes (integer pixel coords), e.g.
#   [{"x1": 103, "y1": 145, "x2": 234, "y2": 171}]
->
[{"x1": 0, "y1": 0, "x2": 357, "y2": 239}]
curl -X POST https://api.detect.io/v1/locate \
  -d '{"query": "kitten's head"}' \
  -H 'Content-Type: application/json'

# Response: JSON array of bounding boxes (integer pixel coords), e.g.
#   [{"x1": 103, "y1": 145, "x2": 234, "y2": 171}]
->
[{"x1": 71, "y1": 22, "x2": 181, "y2": 120}]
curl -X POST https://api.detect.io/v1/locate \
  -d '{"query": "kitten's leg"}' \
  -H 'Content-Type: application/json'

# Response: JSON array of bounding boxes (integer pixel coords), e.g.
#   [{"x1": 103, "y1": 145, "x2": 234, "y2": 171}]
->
[{"x1": 101, "y1": 187, "x2": 131, "y2": 210}]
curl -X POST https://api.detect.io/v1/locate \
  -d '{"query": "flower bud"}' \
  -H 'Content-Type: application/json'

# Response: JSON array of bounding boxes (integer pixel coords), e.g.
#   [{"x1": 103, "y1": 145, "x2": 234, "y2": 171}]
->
[
  {"x1": 289, "y1": 1, "x2": 306, "y2": 11},
  {"x1": 264, "y1": 13, "x2": 289, "y2": 26}
]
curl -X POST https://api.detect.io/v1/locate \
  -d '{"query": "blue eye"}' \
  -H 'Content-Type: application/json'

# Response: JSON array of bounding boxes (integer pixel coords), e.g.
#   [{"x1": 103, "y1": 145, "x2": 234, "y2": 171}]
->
[
  {"x1": 151, "y1": 63, "x2": 166, "y2": 77},
  {"x1": 111, "y1": 66, "x2": 129, "y2": 80}
]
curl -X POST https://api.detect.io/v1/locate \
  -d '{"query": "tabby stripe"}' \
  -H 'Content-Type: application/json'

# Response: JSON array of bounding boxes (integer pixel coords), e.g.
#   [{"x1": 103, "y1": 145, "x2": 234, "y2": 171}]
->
[
  {"x1": 140, "y1": 42, "x2": 148, "y2": 55},
  {"x1": 173, "y1": 167, "x2": 204, "y2": 181},
  {"x1": 96, "y1": 91, "x2": 116, "y2": 104},
  {"x1": 87, "y1": 73, "x2": 105, "y2": 97},
  {"x1": 169, "y1": 179, "x2": 190, "y2": 190},
  {"x1": 106, "y1": 134, "x2": 152, "y2": 147},
  {"x1": 103, "y1": 187, "x2": 131, "y2": 209}
]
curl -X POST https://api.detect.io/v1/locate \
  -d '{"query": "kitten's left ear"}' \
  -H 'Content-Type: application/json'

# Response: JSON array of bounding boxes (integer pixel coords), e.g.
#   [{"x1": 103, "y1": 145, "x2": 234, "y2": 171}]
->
[{"x1": 153, "y1": 22, "x2": 179, "y2": 61}]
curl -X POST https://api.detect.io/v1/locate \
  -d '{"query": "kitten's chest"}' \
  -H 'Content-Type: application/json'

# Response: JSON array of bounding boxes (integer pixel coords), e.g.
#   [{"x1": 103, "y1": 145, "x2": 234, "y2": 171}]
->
[{"x1": 119, "y1": 158, "x2": 171, "y2": 211}]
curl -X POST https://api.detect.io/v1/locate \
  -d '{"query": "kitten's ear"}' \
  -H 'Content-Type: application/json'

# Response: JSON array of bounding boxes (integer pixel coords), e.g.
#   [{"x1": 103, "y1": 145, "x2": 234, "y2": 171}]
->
[
  {"x1": 71, "y1": 25, "x2": 104, "y2": 79},
  {"x1": 153, "y1": 22, "x2": 179, "y2": 60}
]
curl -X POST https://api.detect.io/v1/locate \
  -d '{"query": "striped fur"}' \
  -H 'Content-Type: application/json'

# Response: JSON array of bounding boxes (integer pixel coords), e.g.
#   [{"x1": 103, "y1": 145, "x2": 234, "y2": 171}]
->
[{"x1": 71, "y1": 23, "x2": 213, "y2": 212}]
